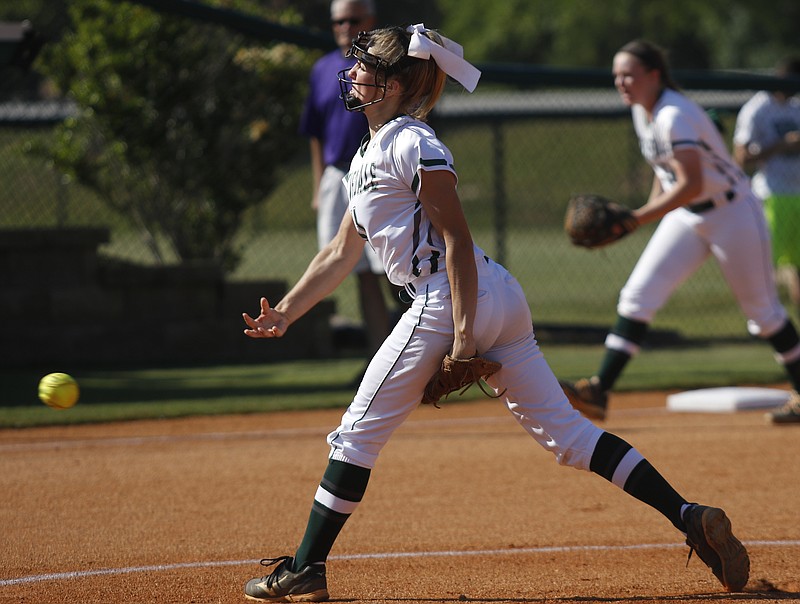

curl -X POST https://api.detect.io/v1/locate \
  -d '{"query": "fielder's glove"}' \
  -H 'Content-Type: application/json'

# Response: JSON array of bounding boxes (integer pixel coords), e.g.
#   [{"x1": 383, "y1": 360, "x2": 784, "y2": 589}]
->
[
  {"x1": 421, "y1": 354, "x2": 504, "y2": 407},
  {"x1": 564, "y1": 193, "x2": 638, "y2": 249}
]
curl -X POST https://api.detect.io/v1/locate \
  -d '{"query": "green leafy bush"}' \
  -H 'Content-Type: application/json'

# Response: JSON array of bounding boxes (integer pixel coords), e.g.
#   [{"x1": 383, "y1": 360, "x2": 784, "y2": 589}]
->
[{"x1": 37, "y1": 0, "x2": 316, "y2": 270}]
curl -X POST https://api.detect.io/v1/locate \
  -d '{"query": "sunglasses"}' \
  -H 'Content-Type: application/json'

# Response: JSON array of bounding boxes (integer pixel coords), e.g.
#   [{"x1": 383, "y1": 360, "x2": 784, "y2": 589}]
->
[{"x1": 331, "y1": 17, "x2": 363, "y2": 26}]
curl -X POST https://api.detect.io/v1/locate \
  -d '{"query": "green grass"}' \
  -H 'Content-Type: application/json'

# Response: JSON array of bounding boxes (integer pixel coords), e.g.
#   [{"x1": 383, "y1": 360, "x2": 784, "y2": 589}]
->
[
  {"x1": 1, "y1": 359, "x2": 363, "y2": 428},
  {"x1": 0, "y1": 339, "x2": 786, "y2": 428}
]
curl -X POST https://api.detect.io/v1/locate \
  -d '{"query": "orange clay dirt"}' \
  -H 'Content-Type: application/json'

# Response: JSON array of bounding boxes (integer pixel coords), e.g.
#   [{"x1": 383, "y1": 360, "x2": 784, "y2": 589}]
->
[{"x1": 1, "y1": 388, "x2": 799, "y2": 603}]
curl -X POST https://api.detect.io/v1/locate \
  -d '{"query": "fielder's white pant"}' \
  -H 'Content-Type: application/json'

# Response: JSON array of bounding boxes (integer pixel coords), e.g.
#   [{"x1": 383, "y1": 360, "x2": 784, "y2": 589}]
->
[
  {"x1": 617, "y1": 192, "x2": 788, "y2": 338},
  {"x1": 318, "y1": 165, "x2": 383, "y2": 275},
  {"x1": 327, "y1": 255, "x2": 603, "y2": 470}
]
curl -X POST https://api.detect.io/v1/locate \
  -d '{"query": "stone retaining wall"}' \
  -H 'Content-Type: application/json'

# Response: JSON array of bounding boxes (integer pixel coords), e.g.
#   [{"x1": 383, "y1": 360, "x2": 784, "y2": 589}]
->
[{"x1": 0, "y1": 228, "x2": 334, "y2": 368}]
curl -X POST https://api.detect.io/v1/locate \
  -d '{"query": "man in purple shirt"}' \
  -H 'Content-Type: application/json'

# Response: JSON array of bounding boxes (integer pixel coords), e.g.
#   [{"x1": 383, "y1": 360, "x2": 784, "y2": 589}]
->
[{"x1": 300, "y1": 0, "x2": 394, "y2": 359}]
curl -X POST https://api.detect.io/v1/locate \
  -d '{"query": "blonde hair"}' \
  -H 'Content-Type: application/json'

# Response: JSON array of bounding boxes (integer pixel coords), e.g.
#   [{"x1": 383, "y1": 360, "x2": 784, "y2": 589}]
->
[{"x1": 367, "y1": 26, "x2": 447, "y2": 121}]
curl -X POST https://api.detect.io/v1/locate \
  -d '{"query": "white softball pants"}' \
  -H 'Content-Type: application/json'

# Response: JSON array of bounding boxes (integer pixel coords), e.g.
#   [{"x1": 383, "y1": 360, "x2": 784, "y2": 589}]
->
[
  {"x1": 617, "y1": 192, "x2": 788, "y2": 338},
  {"x1": 327, "y1": 256, "x2": 603, "y2": 470}
]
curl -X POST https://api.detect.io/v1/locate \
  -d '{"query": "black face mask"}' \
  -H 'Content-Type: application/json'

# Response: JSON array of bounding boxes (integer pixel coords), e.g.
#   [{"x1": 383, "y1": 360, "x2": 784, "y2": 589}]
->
[
  {"x1": 337, "y1": 32, "x2": 388, "y2": 112},
  {"x1": 337, "y1": 31, "x2": 414, "y2": 112}
]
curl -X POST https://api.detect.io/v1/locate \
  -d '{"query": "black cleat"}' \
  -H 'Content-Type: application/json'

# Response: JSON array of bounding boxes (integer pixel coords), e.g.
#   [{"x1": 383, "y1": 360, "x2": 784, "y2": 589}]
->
[
  {"x1": 683, "y1": 505, "x2": 749, "y2": 592},
  {"x1": 245, "y1": 556, "x2": 328, "y2": 602},
  {"x1": 560, "y1": 376, "x2": 607, "y2": 420}
]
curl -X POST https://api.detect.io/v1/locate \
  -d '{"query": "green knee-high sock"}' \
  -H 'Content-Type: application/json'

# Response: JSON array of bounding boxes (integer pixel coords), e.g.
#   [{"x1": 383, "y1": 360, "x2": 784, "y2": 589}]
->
[
  {"x1": 597, "y1": 316, "x2": 649, "y2": 391},
  {"x1": 590, "y1": 432, "x2": 688, "y2": 531},
  {"x1": 293, "y1": 460, "x2": 371, "y2": 570},
  {"x1": 597, "y1": 349, "x2": 632, "y2": 392},
  {"x1": 784, "y1": 358, "x2": 800, "y2": 393},
  {"x1": 767, "y1": 320, "x2": 800, "y2": 392}
]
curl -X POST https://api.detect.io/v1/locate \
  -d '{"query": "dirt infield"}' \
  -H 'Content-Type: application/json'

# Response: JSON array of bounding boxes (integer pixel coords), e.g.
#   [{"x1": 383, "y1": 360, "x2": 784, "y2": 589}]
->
[{"x1": 2, "y1": 389, "x2": 799, "y2": 603}]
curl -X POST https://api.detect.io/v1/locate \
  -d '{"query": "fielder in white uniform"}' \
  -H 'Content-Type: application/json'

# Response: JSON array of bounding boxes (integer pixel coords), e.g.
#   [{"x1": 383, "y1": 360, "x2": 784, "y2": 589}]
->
[
  {"x1": 732, "y1": 57, "x2": 800, "y2": 424},
  {"x1": 561, "y1": 40, "x2": 800, "y2": 425},
  {"x1": 241, "y1": 27, "x2": 749, "y2": 602},
  {"x1": 733, "y1": 59, "x2": 800, "y2": 207}
]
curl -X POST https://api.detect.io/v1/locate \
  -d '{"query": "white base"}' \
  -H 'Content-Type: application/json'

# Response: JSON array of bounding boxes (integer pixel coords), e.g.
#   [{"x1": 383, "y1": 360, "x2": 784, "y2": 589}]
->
[{"x1": 666, "y1": 387, "x2": 790, "y2": 413}]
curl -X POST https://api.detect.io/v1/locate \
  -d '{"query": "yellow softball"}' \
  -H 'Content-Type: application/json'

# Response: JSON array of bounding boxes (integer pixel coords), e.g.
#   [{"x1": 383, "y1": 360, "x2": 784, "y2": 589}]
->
[{"x1": 38, "y1": 373, "x2": 80, "y2": 410}]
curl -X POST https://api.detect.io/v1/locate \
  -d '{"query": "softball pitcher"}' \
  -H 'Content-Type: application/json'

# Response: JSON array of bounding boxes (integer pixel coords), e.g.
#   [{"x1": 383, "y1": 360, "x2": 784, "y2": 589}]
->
[
  {"x1": 561, "y1": 39, "x2": 800, "y2": 424},
  {"x1": 241, "y1": 27, "x2": 748, "y2": 601}
]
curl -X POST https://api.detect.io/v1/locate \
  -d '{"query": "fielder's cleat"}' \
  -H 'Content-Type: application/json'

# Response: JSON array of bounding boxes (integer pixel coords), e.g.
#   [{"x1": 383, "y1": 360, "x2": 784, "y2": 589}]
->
[
  {"x1": 559, "y1": 376, "x2": 607, "y2": 420},
  {"x1": 683, "y1": 504, "x2": 749, "y2": 592},
  {"x1": 245, "y1": 556, "x2": 328, "y2": 602},
  {"x1": 765, "y1": 390, "x2": 800, "y2": 425}
]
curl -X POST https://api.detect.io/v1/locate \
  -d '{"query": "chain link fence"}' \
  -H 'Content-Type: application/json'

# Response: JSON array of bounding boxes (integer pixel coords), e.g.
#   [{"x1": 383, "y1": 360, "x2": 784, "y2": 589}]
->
[{"x1": 2, "y1": 81, "x2": 797, "y2": 345}]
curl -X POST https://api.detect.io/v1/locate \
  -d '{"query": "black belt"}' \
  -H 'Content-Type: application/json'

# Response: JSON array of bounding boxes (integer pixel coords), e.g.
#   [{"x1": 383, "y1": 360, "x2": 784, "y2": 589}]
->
[
  {"x1": 399, "y1": 282, "x2": 416, "y2": 305},
  {"x1": 687, "y1": 200, "x2": 715, "y2": 213},
  {"x1": 687, "y1": 190, "x2": 736, "y2": 214},
  {"x1": 399, "y1": 257, "x2": 490, "y2": 304}
]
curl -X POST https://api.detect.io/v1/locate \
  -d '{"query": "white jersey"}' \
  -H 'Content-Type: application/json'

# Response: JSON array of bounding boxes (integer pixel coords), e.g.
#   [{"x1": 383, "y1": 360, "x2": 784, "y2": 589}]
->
[
  {"x1": 343, "y1": 115, "x2": 485, "y2": 287},
  {"x1": 632, "y1": 88, "x2": 749, "y2": 205},
  {"x1": 619, "y1": 89, "x2": 788, "y2": 338},
  {"x1": 733, "y1": 90, "x2": 800, "y2": 197}
]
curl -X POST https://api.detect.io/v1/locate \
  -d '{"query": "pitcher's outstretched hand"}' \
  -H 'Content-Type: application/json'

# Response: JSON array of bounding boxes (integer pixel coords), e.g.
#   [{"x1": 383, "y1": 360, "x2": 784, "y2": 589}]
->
[{"x1": 243, "y1": 297, "x2": 289, "y2": 338}]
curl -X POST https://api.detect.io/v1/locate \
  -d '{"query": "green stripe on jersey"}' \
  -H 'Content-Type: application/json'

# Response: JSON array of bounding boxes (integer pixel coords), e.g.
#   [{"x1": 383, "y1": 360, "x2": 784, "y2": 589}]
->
[{"x1": 420, "y1": 158, "x2": 449, "y2": 167}]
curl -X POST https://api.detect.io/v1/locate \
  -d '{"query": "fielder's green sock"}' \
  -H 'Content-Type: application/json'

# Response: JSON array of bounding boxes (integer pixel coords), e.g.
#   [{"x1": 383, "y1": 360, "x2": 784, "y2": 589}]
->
[
  {"x1": 598, "y1": 316, "x2": 648, "y2": 391},
  {"x1": 597, "y1": 349, "x2": 631, "y2": 392},
  {"x1": 767, "y1": 320, "x2": 800, "y2": 392}
]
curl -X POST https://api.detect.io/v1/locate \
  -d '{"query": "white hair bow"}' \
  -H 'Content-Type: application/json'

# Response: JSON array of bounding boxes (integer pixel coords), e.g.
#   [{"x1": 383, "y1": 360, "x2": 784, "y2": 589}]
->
[{"x1": 406, "y1": 23, "x2": 481, "y2": 93}]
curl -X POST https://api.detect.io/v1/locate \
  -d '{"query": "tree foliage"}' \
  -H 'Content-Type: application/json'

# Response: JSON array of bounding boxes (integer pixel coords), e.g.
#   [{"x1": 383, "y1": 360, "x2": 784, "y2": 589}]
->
[
  {"x1": 36, "y1": 0, "x2": 316, "y2": 269},
  {"x1": 435, "y1": 0, "x2": 799, "y2": 70}
]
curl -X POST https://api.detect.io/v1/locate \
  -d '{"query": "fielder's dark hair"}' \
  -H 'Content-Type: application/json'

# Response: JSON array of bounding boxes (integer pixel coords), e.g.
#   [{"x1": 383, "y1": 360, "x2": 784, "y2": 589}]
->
[
  {"x1": 618, "y1": 39, "x2": 679, "y2": 91},
  {"x1": 776, "y1": 56, "x2": 800, "y2": 77},
  {"x1": 775, "y1": 56, "x2": 800, "y2": 97}
]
